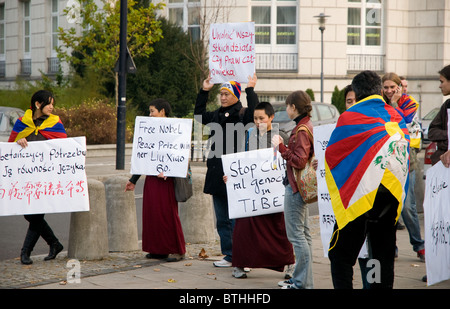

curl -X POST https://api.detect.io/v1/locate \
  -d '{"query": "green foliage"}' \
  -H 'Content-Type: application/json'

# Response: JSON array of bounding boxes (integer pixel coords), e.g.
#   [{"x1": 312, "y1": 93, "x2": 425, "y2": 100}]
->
[
  {"x1": 55, "y1": 99, "x2": 133, "y2": 145},
  {"x1": 306, "y1": 88, "x2": 315, "y2": 101},
  {"x1": 331, "y1": 85, "x2": 346, "y2": 114},
  {"x1": 57, "y1": 0, "x2": 165, "y2": 78},
  {"x1": 127, "y1": 19, "x2": 203, "y2": 118}
]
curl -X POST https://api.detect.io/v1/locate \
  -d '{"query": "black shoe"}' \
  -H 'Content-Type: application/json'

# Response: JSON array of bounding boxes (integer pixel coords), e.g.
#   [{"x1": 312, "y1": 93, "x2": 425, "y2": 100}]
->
[
  {"x1": 165, "y1": 254, "x2": 185, "y2": 262},
  {"x1": 20, "y1": 249, "x2": 33, "y2": 265},
  {"x1": 44, "y1": 242, "x2": 63, "y2": 261},
  {"x1": 20, "y1": 228, "x2": 40, "y2": 265},
  {"x1": 146, "y1": 253, "x2": 169, "y2": 259}
]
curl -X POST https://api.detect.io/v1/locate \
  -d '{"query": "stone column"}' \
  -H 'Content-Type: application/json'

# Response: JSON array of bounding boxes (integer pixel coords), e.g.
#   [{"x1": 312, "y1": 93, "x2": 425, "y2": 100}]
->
[
  {"x1": 68, "y1": 179, "x2": 109, "y2": 260},
  {"x1": 104, "y1": 176, "x2": 139, "y2": 252}
]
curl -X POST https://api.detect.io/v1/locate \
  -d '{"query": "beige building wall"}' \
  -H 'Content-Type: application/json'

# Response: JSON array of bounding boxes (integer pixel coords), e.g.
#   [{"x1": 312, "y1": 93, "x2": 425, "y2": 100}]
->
[{"x1": 1, "y1": 0, "x2": 449, "y2": 117}]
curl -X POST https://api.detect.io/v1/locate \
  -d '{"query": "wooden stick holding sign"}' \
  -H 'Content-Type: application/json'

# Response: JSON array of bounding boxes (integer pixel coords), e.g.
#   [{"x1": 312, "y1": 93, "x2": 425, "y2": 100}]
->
[
  {"x1": 130, "y1": 117, "x2": 192, "y2": 178},
  {"x1": 222, "y1": 147, "x2": 286, "y2": 219}
]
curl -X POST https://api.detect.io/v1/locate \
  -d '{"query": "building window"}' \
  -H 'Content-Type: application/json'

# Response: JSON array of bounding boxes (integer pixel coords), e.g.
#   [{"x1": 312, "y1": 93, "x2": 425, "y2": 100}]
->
[
  {"x1": 347, "y1": 0, "x2": 384, "y2": 72},
  {"x1": 252, "y1": 0, "x2": 297, "y2": 47},
  {"x1": 23, "y1": 1, "x2": 31, "y2": 58},
  {"x1": 167, "y1": 0, "x2": 201, "y2": 41},
  {"x1": 347, "y1": 0, "x2": 382, "y2": 47},
  {"x1": 251, "y1": 0, "x2": 298, "y2": 72},
  {"x1": 51, "y1": 0, "x2": 59, "y2": 56},
  {"x1": 0, "y1": 3, "x2": 5, "y2": 60}
]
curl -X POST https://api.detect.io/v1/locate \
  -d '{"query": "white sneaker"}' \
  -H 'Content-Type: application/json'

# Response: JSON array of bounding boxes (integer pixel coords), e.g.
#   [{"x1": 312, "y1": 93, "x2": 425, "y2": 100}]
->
[
  {"x1": 213, "y1": 258, "x2": 232, "y2": 267},
  {"x1": 281, "y1": 284, "x2": 299, "y2": 289},
  {"x1": 278, "y1": 279, "x2": 292, "y2": 287},
  {"x1": 232, "y1": 267, "x2": 247, "y2": 278}
]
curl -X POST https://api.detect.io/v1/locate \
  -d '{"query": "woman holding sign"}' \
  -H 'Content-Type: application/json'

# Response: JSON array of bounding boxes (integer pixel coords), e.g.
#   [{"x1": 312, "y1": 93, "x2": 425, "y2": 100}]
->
[
  {"x1": 8, "y1": 90, "x2": 67, "y2": 265},
  {"x1": 272, "y1": 90, "x2": 314, "y2": 289},
  {"x1": 125, "y1": 99, "x2": 186, "y2": 262}
]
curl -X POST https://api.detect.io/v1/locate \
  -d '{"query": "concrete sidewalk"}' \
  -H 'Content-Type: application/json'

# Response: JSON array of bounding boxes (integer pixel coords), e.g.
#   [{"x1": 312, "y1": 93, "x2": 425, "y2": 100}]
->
[
  {"x1": 2, "y1": 144, "x2": 448, "y2": 292},
  {"x1": 0, "y1": 214, "x2": 448, "y2": 290}
]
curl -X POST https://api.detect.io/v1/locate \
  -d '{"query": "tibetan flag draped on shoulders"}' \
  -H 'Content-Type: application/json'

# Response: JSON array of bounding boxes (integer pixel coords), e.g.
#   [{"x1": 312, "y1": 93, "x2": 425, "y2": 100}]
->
[
  {"x1": 396, "y1": 94, "x2": 421, "y2": 149},
  {"x1": 324, "y1": 95, "x2": 410, "y2": 230},
  {"x1": 8, "y1": 109, "x2": 67, "y2": 142},
  {"x1": 396, "y1": 94, "x2": 418, "y2": 124}
]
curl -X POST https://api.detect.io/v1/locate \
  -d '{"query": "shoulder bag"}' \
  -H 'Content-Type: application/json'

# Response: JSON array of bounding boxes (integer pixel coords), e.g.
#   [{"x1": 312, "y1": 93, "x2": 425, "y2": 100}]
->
[
  {"x1": 291, "y1": 125, "x2": 318, "y2": 204},
  {"x1": 174, "y1": 166, "x2": 193, "y2": 203}
]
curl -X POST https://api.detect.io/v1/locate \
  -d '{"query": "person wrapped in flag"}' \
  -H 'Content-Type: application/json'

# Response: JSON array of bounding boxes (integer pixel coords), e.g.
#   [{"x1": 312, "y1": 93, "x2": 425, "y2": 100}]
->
[
  {"x1": 8, "y1": 90, "x2": 67, "y2": 265},
  {"x1": 325, "y1": 71, "x2": 410, "y2": 289}
]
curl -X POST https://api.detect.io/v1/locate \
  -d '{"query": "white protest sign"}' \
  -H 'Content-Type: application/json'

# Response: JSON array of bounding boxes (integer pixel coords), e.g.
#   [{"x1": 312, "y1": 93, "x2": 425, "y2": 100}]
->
[
  {"x1": 209, "y1": 22, "x2": 255, "y2": 84},
  {"x1": 315, "y1": 124, "x2": 337, "y2": 257},
  {"x1": 222, "y1": 147, "x2": 286, "y2": 219},
  {"x1": 423, "y1": 161, "x2": 450, "y2": 286},
  {"x1": 130, "y1": 117, "x2": 192, "y2": 178},
  {"x1": 316, "y1": 123, "x2": 368, "y2": 258},
  {"x1": 0, "y1": 137, "x2": 89, "y2": 216}
]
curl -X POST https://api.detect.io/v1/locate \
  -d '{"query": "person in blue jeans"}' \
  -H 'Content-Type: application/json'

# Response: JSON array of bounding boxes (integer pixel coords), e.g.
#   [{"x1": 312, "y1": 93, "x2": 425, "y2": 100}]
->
[
  {"x1": 272, "y1": 90, "x2": 314, "y2": 289},
  {"x1": 194, "y1": 73, "x2": 258, "y2": 267}
]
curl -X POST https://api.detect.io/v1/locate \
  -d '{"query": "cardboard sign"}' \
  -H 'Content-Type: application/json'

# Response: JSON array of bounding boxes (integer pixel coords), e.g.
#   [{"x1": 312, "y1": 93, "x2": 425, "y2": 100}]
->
[
  {"x1": 209, "y1": 22, "x2": 256, "y2": 84},
  {"x1": 423, "y1": 161, "x2": 450, "y2": 286},
  {"x1": 0, "y1": 137, "x2": 89, "y2": 216},
  {"x1": 222, "y1": 147, "x2": 286, "y2": 219},
  {"x1": 130, "y1": 117, "x2": 192, "y2": 177},
  {"x1": 317, "y1": 123, "x2": 368, "y2": 258}
]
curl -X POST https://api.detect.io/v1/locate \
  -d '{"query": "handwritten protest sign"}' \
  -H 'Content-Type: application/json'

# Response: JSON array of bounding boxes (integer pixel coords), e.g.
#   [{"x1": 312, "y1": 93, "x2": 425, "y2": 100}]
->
[
  {"x1": 315, "y1": 124, "x2": 336, "y2": 256},
  {"x1": 423, "y1": 161, "x2": 450, "y2": 286},
  {"x1": 0, "y1": 137, "x2": 89, "y2": 216},
  {"x1": 317, "y1": 123, "x2": 368, "y2": 258},
  {"x1": 130, "y1": 117, "x2": 192, "y2": 178},
  {"x1": 222, "y1": 147, "x2": 286, "y2": 219},
  {"x1": 209, "y1": 22, "x2": 255, "y2": 84}
]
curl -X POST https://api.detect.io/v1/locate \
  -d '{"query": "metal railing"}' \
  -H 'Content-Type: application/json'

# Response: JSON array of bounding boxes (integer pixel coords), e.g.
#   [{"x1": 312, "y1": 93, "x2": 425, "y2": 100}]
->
[
  {"x1": 47, "y1": 57, "x2": 60, "y2": 74},
  {"x1": 256, "y1": 53, "x2": 298, "y2": 72},
  {"x1": 20, "y1": 58, "x2": 31, "y2": 76},
  {"x1": 347, "y1": 54, "x2": 384, "y2": 72},
  {"x1": 0, "y1": 61, "x2": 5, "y2": 77}
]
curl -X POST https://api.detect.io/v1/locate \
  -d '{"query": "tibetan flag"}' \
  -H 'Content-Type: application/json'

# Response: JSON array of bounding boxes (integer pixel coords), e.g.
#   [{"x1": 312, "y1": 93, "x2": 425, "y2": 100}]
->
[
  {"x1": 8, "y1": 109, "x2": 67, "y2": 142},
  {"x1": 396, "y1": 94, "x2": 421, "y2": 149},
  {"x1": 396, "y1": 94, "x2": 418, "y2": 124},
  {"x1": 324, "y1": 95, "x2": 410, "y2": 230}
]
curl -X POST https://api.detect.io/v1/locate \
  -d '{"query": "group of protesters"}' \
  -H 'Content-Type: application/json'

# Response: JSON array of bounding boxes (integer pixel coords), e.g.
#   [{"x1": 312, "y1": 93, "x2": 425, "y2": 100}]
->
[{"x1": 9, "y1": 64, "x2": 450, "y2": 289}]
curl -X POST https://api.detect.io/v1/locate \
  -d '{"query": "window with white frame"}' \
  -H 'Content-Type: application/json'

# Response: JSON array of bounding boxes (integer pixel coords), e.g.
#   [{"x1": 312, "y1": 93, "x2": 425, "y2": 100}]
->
[
  {"x1": 167, "y1": 0, "x2": 201, "y2": 41},
  {"x1": 251, "y1": 0, "x2": 297, "y2": 51},
  {"x1": 51, "y1": 0, "x2": 59, "y2": 55},
  {"x1": 0, "y1": 3, "x2": 5, "y2": 60},
  {"x1": 23, "y1": 1, "x2": 31, "y2": 57},
  {"x1": 251, "y1": 0, "x2": 298, "y2": 71},
  {"x1": 347, "y1": 0, "x2": 384, "y2": 71}
]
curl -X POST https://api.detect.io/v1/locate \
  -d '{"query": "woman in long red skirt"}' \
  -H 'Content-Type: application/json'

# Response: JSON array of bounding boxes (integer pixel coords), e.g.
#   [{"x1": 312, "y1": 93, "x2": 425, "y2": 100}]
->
[{"x1": 125, "y1": 99, "x2": 185, "y2": 262}]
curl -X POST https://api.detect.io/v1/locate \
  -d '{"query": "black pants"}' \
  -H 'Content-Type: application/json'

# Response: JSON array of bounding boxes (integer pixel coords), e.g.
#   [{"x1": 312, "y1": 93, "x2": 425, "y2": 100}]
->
[
  {"x1": 328, "y1": 185, "x2": 398, "y2": 289},
  {"x1": 24, "y1": 214, "x2": 58, "y2": 246}
]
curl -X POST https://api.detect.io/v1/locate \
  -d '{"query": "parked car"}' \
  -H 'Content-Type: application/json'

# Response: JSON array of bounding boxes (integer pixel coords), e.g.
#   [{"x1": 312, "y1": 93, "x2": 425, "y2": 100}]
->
[
  {"x1": 423, "y1": 141, "x2": 437, "y2": 179},
  {"x1": 0, "y1": 107, "x2": 25, "y2": 142},
  {"x1": 420, "y1": 107, "x2": 439, "y2": 146},
  {"x1": 272, "y1": 101, "x2": 340, "y2": 135}
]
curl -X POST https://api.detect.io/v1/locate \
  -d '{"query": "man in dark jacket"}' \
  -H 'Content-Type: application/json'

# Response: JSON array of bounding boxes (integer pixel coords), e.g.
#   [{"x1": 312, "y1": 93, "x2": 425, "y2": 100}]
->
[{"x1": 194, "y1": 73, "x2": 258, "y2": 267}]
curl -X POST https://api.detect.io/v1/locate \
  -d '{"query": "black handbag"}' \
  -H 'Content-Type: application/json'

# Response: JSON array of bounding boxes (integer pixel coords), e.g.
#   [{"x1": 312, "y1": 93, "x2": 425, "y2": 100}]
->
[{"x1": 174, "y1": 166, "x2": 193, "y2": 202}]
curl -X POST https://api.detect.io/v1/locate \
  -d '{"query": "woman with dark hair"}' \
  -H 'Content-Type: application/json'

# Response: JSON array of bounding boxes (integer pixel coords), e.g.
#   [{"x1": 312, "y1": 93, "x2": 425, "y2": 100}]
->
[
  {"x1": 125, "y1": 98, "x2": 185, "y2": 262},
  {"x1": 8, "y1": 90, "x2": 67, "y2": 265},
  {"x1": 428, "y1": 64, "x2": 450, "y2": 165},
  {"x1": 272, "y1": 90, "x2": 314, "y2": 289}
]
